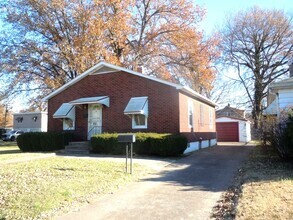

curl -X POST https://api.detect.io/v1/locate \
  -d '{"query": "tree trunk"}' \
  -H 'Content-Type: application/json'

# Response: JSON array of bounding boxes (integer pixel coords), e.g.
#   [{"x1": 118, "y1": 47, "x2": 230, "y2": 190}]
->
[{"x1": 252, "y1": 80, "x2": 263, "y2": 129}]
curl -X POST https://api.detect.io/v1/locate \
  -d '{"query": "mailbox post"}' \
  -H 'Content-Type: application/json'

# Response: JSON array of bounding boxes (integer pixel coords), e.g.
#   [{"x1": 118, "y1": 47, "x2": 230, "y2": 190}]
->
[{"x1": 118, "y1": 134, "x2": 136, "y2": 174}]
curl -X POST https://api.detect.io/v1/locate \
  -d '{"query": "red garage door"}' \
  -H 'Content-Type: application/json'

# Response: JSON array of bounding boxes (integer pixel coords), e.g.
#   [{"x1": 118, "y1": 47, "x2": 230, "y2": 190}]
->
[{"x1": 216, "y1": 122, "x2": 239, "y2": 142}]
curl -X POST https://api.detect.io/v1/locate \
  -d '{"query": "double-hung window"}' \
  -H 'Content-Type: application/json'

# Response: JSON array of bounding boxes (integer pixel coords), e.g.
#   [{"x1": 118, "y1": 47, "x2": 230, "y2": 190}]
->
[
  {"x1": 124, "y1": 97, "x2": 148, "y2": 129},
  {"x1": 188, "y1": 100, "x2": 194, "y2": 128},
  {"x1": 132, "y1": 114, "x2": 147, "y2": 129},
  {"x1": 209, "y1": 108, "x2": 213, "y2": 129},
  {"x1": 53, "y1": 103, "x2": 76, "y2": 130},
  {"x1": 200, "y1": 104, "x2": 204, "y2": 127}
]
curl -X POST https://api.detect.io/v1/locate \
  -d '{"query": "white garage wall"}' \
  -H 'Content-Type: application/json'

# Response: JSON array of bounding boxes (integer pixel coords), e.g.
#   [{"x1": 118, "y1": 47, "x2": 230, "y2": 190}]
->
[
  {"x1": 216, "y1": 117, "x2": 251, "y2": 142},
  {"x1": 245, "y1": 121, "x2": 251, "y2": 142}
]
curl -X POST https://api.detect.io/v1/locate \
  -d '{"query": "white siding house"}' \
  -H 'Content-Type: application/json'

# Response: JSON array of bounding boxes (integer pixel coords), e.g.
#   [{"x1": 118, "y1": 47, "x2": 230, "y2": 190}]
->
[
  {"x1": 13, "y1": 112, "x2": 48, "y2": 132},
  {"x1": 264, "y1": 78, "x2": 293, "y2": 117}
]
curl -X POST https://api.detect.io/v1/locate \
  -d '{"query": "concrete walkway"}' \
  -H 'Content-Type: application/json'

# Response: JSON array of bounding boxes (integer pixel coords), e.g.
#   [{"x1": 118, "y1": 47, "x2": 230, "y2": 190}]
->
[{"x1": 55, "y1": 143, "x2": 254, "y2": 220}]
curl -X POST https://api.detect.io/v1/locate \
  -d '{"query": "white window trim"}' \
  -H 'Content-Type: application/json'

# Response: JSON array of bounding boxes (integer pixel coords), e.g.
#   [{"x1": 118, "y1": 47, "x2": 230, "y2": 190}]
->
[
  {"x1": 63, "y1": 118, "x2": 75, "y2": 130},
  {"x1": 188, "y1": 100, "x2": 194, "y2": 128},
  {"x1": 132, "y1": 115, "x2": 148, "y2": 129},
  {"x1": 209, "y1": 109, "x2": 213, "y2": 129},
  {"x1": 200, "y1": 104, "x2": 204, "y2": 127}
]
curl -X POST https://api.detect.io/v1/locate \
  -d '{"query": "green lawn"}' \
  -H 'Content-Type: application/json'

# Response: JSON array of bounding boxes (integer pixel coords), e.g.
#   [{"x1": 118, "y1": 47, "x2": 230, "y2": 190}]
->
[{"x1": 0, "y1": 143, "x2": 151, "y2": 220}]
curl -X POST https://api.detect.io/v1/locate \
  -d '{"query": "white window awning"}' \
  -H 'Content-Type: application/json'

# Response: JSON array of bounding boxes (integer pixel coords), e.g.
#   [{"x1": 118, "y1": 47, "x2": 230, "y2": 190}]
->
[
  {"x1": 69, "y1": 96, "x2": 109, "y2": 107},
  {"x1": 124, "y1": 97, "x2": 148, "y2": 116},
  {"x1": 53, "y1": 103, "x2": 75, "y2": 121}
]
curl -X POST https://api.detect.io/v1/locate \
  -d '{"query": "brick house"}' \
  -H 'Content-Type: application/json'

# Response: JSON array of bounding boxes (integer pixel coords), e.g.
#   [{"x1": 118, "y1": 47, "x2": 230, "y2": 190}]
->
[{"x1": 43, "y1": 62, "x2": 217, "y2": 152}]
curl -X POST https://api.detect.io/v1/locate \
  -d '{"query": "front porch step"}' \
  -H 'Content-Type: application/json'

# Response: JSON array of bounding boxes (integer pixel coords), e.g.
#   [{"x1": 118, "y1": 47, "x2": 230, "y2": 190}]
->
[{"x1": 65, "y1": 141, "x2": 90, "y2": 154}]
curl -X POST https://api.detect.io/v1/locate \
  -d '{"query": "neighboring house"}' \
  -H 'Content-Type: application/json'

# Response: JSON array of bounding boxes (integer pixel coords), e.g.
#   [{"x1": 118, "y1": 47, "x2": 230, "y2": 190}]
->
[
  {"x1": 42, "y1": 61, "x2": 217, "y2": 152},
  {"x1": 216, "y1": 104, "x2": 251, "y2": 142},
  {"x1": 263, "y1": 63, "x2": 293, "y2": 117},
  {"x1": 13, "y1": 112, "x2": 48, "y2": 132}
]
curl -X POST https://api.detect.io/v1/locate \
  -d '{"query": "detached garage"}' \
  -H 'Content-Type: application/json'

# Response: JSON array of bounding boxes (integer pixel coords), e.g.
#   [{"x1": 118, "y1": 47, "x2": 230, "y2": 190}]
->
[
  {"x1": 216, "y1": 122, "x2": 239, "y2": 142},
  {"x1": 216, "y1": 104, "x2": 251, "y2": 143}
]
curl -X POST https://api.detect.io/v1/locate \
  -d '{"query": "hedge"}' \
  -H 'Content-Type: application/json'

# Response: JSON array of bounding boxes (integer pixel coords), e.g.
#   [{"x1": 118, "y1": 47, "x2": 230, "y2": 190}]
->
[
  {"x1": 91, "y1": 133, "x2": 188, "y2": 156},
  {"x1": 272, "y1": 115, "x2": 293, "y2": 159},
  {"x1": 17, "y1": 132, "x2": 74, "y2": 152}
]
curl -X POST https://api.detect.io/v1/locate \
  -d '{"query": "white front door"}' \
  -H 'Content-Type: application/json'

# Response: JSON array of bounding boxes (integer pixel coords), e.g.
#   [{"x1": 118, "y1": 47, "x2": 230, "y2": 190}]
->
[{"x1": 88, "y1": 104, "x2": 102, "y2": 140}]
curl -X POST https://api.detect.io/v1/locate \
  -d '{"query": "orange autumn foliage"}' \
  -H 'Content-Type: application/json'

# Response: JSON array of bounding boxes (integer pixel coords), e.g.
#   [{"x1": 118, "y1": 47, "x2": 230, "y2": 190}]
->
[{"x1": 1, "y1": 0, "x2": 220, "y2": 107}]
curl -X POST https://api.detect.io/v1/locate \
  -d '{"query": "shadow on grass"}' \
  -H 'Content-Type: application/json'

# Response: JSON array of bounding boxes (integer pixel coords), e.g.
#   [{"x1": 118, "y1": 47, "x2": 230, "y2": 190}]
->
[
  {"x1": 0, "y1": 149, "x2": 22, "y2": 154},
  {"x1": 0, "y1": 141, "x2": 18, "y2": 146},
  {"x1": 242, "y1": 146, "x2": 293, "y2": 182},
  {"x1": 54, "y1": 167, "x2": 75, "y2": 171}
]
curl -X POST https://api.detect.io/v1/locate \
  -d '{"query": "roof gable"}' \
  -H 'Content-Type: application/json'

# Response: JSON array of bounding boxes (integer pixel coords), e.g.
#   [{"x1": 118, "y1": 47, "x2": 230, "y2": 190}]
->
[
  {"x1": 270, "y1": 77, "x2": 293, "y2": 91},
  {"x1": 216, "y1": 116, "x2": 249, "y2": 122},
  {"x1": 42, "y1": 61, "x2": 217, "y2": 107},
  {"x1": 216, "y1": 105, "x2": 245, "y2": 120}
]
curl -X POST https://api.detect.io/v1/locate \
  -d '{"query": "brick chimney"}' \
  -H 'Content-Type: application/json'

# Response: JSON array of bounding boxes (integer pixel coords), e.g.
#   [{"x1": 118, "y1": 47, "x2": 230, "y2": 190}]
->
[{"x1": 136, "y1": 66, "x2": 143, "y2": 73}]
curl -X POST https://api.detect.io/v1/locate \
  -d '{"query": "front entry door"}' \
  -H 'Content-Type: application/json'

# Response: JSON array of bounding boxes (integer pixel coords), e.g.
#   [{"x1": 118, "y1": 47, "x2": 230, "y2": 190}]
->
[{"x1": 88, "y1": 104, "x2": 102, "y2": 140}]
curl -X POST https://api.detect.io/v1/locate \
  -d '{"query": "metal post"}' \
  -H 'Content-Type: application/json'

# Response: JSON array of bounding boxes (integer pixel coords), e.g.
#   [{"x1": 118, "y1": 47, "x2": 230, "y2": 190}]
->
[
  {"x1": 118, "y1": 134, "x2": 135, "y2": 174},
  {"x1": 4, "y1": 105, "x2": 8, "y2": 129},
  {"x1": 199, "y1": 138, "x2": 202, "y2": 149},
  {"x1": 130, "y1": 143, "x2": 133, "y2": 174},
  {"x1": 126, "y1": 143, "x2": 128, "y2": 173}
]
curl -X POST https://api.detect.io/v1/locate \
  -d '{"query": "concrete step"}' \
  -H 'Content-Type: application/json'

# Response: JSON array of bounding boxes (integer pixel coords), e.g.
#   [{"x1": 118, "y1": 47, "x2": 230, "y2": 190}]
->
[
  {"x1": 65, "y1": 141, "x2": 90, "y2": 154},
  {"x1": 66, "y1": 145, "x2": 89, "y2": 150},
  {"x1": 67, "y1": 141, "x2": 90, "y2": 147}
]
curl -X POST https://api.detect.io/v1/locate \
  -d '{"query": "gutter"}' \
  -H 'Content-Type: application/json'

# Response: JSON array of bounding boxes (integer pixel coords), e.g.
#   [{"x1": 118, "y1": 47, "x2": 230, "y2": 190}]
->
[{"x1": 178, "y1": 86, "x2": 217, "y2": 107}]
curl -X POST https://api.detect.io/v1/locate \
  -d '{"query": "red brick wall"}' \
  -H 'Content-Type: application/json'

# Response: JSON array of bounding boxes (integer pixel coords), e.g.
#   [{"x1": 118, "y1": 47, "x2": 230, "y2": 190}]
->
[
  {"x1": 179, "y1": 92, "x2": 216, "y2": 141},
  {"x1": 48, "y1": 71, "x2": 180, "y2": 140}
]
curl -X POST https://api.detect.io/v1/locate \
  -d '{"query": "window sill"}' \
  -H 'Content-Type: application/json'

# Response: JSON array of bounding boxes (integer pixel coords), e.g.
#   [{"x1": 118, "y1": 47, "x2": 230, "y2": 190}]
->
[{"x1": 132, "y1": 126, "x2": 147, "y2": 129}]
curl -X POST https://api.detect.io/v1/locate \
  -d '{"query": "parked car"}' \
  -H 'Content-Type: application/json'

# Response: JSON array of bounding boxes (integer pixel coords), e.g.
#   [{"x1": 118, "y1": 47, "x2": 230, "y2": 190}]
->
[
  {"x1": 0, "y1": 128, "x2": 12, "y2": 137},
  {"x1": 2, "y1": 130, "x2": 24, "y2": 141}
]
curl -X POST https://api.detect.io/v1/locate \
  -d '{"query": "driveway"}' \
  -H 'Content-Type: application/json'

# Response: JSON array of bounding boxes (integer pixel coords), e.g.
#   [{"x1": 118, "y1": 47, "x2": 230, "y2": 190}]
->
[{"x1": 56, "y1": 143, "x2": 254, "y2": 220}]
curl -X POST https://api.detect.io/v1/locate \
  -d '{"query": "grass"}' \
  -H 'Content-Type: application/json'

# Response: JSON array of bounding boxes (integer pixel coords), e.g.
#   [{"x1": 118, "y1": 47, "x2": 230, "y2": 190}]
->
[
  {"x1": 212, "y1": 143, "x2": 293, "y2": 220},
  {"x1": 0, "y1": 143, "x2": 151, "y2": 220},
  {"x1": 235, "y1": 145, "x2": 293, "y2": 220}
]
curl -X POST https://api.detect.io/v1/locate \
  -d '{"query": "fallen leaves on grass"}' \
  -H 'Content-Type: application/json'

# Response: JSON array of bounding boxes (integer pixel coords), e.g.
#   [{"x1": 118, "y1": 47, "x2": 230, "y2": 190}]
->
[
  {"x1": 212, "y1": 168, "x2": 244, "y2": 220},
  {"x1": 0, "y1": 157, "x2": 150, "y2": 220},
  {"x1": 212, "y1": 145, "x2": 293, "y2": 220}
]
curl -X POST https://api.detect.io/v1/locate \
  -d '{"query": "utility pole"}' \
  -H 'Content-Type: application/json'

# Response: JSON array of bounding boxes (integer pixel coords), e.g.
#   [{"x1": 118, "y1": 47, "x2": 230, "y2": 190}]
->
[{"x1": 4, "y1": 105, "x2": 8, "y2": 128}]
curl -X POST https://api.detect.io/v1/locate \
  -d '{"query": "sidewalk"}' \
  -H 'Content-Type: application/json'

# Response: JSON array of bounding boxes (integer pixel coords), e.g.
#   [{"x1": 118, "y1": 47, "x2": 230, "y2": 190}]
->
[{"x1": 55, "y1": 144, "x2": 254, "y2": 220}]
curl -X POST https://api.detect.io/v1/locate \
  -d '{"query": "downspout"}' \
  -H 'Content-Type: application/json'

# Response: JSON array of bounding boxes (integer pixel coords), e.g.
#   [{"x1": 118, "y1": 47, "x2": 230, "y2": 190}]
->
[
  {"x1": 269, "y1": 88, "x2": 279, "y2": 120},
  {"x1": 276, "y1": 92, "x2": 280, "y2": 120}
]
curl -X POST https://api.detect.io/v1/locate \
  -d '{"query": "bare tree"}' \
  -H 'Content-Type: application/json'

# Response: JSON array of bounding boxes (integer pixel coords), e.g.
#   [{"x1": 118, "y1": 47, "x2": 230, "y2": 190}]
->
[
  {"x1": 0, "y1": 0, "x2": 219, "y2": 110},
  {"x1": 220, "y1": 7, "x2": 293, "y2": 128}
]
